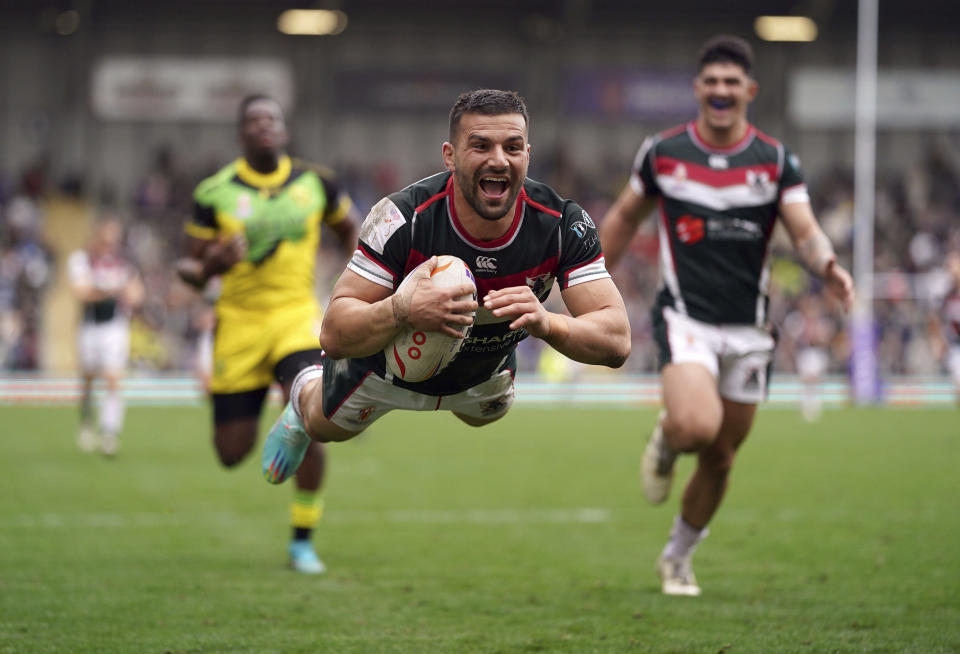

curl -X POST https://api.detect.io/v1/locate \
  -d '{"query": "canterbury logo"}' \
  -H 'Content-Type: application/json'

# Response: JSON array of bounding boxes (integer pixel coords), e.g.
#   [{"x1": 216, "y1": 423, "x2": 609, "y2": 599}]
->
[{"x1": 475, "y1": 256, "x2": 497, "y2": 272}]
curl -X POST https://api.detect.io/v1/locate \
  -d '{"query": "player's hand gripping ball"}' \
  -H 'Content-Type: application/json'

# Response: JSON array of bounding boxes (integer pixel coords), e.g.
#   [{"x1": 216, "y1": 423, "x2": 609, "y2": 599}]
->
[{"x1": 385, "y1": 255, "x2": 476, "y2": 382}]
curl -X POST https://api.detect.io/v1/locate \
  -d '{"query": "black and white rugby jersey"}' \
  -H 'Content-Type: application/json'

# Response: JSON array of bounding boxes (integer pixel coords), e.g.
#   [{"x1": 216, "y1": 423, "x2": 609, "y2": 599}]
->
[
  {"x1": 631, "y1": 121, "x2": 809, "y2": 326},
  {"x1": 66, "y1": 249, "x2": 136, "y2": 324},
  {"x1": 345, "y1": 171, "x2": 610, "y2": 395}
]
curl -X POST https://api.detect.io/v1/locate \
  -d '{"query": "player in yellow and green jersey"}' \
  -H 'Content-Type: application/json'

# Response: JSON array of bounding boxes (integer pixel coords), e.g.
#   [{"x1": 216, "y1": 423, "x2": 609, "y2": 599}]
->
[{"x1": 176, "y1": 94, "x2": 359, "y2": 574}]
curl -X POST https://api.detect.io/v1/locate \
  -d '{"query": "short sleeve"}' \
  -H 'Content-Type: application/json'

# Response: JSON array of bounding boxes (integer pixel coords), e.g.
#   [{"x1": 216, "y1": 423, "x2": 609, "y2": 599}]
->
[
  {"x1": 629, "y1": 135, "x2": 660, "y2": 199},
  {"x1": 185, "y1": 198, "x2": 218, "y2": 240},
  {"x1": 318, "y1": 171, "x2": 354, "y2": 227},
  {"x1": 779, "y1": 147, "x2": 810, "y2": 205},
  {"x1": 557, "y1": 203, "x2": 611, "y2": 290},
  {"x1": 346, "y1": 197, "x2": 410, "y2": 289}
]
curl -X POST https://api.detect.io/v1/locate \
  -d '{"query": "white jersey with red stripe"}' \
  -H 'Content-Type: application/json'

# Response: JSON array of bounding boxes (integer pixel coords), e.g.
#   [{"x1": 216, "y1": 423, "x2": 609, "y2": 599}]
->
[
  {"x1": 631, "y1": 121, "x2": 809, "y2": 326},
  {"x1": 345, "y1": 171, "x2": 610, "y2": 396}
]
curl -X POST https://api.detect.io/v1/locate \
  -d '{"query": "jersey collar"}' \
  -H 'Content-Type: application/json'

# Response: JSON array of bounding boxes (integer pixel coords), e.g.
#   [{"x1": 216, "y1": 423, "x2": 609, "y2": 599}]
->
[
  {"x1": 236, "y1": 155, "x2": 292, "y2": 188},
  {"x1": 688, "y1": 121, "x2": 756, "y2": 156}
]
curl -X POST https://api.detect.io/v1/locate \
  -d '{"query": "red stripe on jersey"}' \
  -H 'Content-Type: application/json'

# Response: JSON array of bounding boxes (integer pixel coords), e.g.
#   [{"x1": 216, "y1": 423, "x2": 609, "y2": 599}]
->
[
  {"x1": 472, "y1": 257, "x2": 559, "y2": 296},
  {"x1": 523, "y1": 195, "x2": 562, "y2": 218},
  {"x1": 753, "y1": 128, "x2": 782, "y2": 149},
  {"x1": 415, "y1": 181, "x2": 451, "y2": 213},
  {"x1": 658, "y1": 123, "x2": 689, "y2": 141},
  {"x1": 563, "y1": 253, "x2": 603, "y2": 285},
  {"x1": 358, "y1": 244, "x2": 398, "y2": 283},
  {"x1": 655, "y1": 157, "x2": 779, "y2": 188},
  {"x1": 449, "y1": 181, "x2": 525, "y2": 249}
]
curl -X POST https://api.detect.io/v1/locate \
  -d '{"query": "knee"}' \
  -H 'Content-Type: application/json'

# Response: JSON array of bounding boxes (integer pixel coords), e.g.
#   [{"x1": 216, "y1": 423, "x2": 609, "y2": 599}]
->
[
  {"x1": 663, "y1": 409, "x2": 719, "y2": 452},
  {"x1": 215, "y1": 446, "x2": 247, "y2": 468},
  {"x1": 300, "y1": 398, "x2": 359, "y2": 442},
  {"x1": 213, "y1": 425, "x2": 256, "y2": 468}
]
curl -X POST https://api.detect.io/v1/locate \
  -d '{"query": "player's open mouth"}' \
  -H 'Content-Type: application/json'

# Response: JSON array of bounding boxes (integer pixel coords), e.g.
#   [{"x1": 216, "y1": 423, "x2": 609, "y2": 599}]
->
[
  {"x1": 478, "y1": 176, "x2": 510, "y2": 199},
  {"x1": 708, "y1": 98, "x2": 734, "y2": 110}
]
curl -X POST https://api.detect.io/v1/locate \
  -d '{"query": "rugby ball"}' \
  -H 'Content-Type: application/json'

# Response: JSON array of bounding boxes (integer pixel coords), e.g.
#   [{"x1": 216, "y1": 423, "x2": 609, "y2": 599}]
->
[{"x1": 385, "y1": 255, "x2": 476, "y2": 382}]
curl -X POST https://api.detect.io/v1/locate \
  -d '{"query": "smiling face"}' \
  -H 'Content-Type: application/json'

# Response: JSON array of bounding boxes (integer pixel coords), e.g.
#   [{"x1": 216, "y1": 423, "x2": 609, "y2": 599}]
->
[
  {"x1": 694, "y1": 61, "x2": 757, "y2": 141},
  {"x1": 443, "y1": 111, "x2": 530, "y2": 224}
]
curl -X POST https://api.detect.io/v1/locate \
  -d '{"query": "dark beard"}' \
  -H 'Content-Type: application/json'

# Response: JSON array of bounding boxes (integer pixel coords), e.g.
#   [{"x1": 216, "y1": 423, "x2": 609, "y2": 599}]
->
[{"x1": 455, "y1": 168, "x2": 522, "y2": 222}]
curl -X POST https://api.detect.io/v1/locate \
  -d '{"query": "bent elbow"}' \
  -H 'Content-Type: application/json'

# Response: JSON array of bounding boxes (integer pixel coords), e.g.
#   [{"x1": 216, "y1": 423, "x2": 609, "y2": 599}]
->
[
  {"x1": 321, "y1": 343, "x2": 345, "y2": 360},
  {"x1": 609, "y1": 347, "x2": 631, "y2": 369},
  {"x1": 318, "y1": 327, "x2": 345, "y2": 360},
  {"x1": 603, "y1": 337, "x2": 631, "y2": 369}
]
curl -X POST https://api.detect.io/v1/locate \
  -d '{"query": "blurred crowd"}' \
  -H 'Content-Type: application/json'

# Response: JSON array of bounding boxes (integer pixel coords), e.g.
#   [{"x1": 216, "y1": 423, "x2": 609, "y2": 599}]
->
[
  {"x1": 0, "y1": 164, "x2": 55, "y2": 369},
  {"x1": 1, "y1": 140, "x2": 958, "y2": 379}
]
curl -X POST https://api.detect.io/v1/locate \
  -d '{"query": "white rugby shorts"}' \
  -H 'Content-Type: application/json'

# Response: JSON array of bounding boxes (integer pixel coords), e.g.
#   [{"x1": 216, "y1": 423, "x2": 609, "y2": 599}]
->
[
  {"x1": 661, "y1": 307, "x2": 775, "y2": 404},
  {"x1": 77, "y1": 319, "x2": 130, "y2": 375}
]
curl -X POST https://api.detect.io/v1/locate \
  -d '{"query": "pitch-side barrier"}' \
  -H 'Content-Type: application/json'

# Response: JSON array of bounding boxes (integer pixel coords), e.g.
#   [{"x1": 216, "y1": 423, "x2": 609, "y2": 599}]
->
[{"x1": 0, "y1": 374, "x2": 955, "y2": 407}]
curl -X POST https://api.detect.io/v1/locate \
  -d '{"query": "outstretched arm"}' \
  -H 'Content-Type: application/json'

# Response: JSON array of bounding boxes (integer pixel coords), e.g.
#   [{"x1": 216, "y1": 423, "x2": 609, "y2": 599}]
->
[
  {"x1": 482, "y1": 277, "x2": 630, "y2": 368},
  {"x1": 598, "y1": 184, "x2": 657, "y2": 271},
  {"x1": 780, "y1": 201, "x2": 855, "y2": 311}
]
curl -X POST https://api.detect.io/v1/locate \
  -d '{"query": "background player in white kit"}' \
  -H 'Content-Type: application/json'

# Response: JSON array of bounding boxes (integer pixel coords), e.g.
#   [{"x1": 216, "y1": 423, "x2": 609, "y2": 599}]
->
[
  {"x1": 784, "y1": 293, "x2": 837, "y2": 422},
  {"x1": 67, "y1": 217, "x2": 144, "y2": 456}
]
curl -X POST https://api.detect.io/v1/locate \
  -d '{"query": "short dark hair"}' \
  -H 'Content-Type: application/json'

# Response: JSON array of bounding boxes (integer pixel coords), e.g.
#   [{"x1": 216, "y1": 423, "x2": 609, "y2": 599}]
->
[
  {"x1": 237, "y1": 93, "x2": 280, "y2": 127},
  {"x1": 449, "y1": 89, "x2": 529, "y2": 141},
  {"x1": 697, "y1": 35, "x2": 754, "y2": 76}
]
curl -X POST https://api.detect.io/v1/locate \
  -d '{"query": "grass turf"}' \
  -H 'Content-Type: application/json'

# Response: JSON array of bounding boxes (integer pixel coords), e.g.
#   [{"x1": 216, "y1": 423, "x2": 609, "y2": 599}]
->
[{"x1": 0, "y1": 404, "x2": 957, "y2": 653}]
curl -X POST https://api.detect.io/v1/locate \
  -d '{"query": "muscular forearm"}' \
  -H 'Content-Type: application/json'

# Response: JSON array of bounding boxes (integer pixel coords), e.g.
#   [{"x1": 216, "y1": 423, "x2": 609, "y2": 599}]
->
[
  {"x1": 319, "y1": 296, "x2": 402, "y2": 359},
  {"x1": 543, "y1": 307, "x2": 631, "y2": 368}
]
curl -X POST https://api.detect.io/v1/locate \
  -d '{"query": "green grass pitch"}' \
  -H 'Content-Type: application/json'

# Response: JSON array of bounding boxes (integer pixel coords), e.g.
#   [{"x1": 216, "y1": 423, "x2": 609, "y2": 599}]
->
[{"x1": 1, "y1": 404, "x2": 957, "y2": 653}]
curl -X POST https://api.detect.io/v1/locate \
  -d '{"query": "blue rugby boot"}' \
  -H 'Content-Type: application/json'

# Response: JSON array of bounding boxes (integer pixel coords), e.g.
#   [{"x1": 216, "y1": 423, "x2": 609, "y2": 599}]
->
[
  {"x1": 262, "y1": 402, "x2": 311, "y2": 485},
  {"x1": 288, "y1": 540, "x2": 326, "y2": 575}
]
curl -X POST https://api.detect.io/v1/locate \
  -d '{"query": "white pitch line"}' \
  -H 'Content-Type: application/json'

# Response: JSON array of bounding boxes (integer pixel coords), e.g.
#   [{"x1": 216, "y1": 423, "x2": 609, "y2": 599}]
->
[{"x1": 0, "y1": 507, "x2": 615, "y2": 529}]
